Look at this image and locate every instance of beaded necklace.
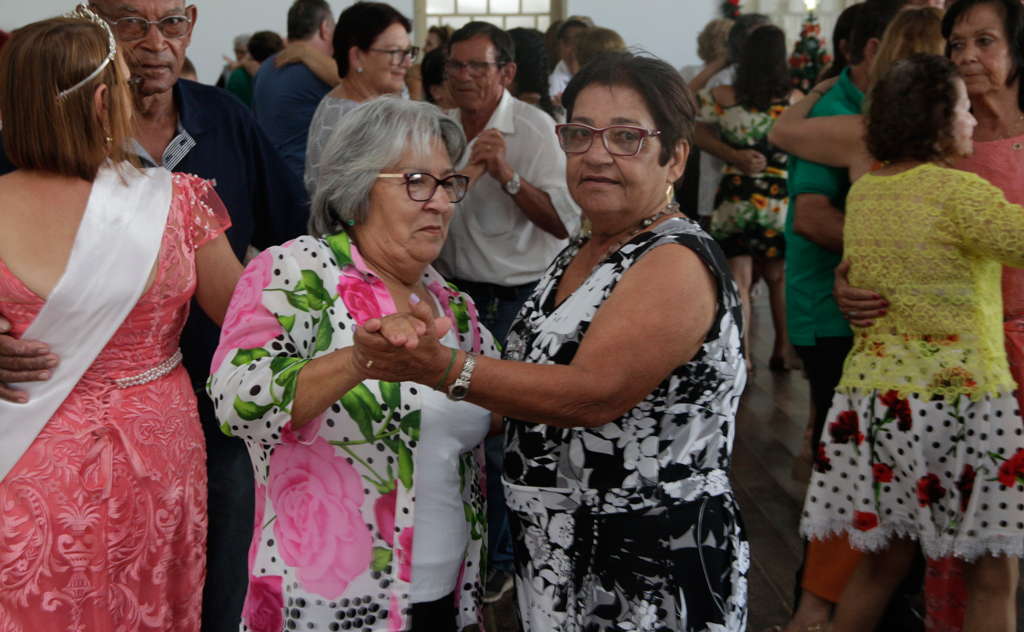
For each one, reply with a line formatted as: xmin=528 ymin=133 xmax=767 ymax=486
xmin=563 ymin=202 xmax=681 ymax=276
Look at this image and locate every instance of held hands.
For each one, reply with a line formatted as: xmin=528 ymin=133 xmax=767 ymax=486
xmin=731 ymin=149 xmax=768 ymax=176
xmin=833 ymin=260 xmax=888 ymax=328
xmin=0 ymin=316 xmax=59 ymax=404
xmin=352 ymin=295 xmax=453 ymax=386
xmin=469 ymin=129 xmax=514 ymax=184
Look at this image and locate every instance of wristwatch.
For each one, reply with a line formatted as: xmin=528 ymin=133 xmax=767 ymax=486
xmin=447 ymin=352 xmax=478 ymax=401
xmin=502 ymin=172 xmax=521 ymax=196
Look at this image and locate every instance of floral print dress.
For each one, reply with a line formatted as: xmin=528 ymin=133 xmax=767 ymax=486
xmin=800 ymin=164 xmax=1024 ymax=562
xmin=207 ymin=233 xmax=499 ymax=632
xmin=697 ymin=89 xmax=790 ymax=259
xmin=502 ymin=218 xmax=749 ymax=632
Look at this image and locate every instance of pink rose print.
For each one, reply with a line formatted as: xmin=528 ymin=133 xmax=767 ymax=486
xmin=281 ymin=415 xmax=323 ymax=445
xmin=241 ymin=575 xmax=284 ymax=632
xmin=337 ymin=274 xmax=384 ymax=326
xmin=374 ymin=487 xmax=397 ymax=547
xmin=268 ymin=437 xmax=372 ymax=598
xmin=395 ymin=527 xmax=414 ymax=583
xmin=211 ymin=251 xmax=283 ymax=373
xmin=249 ymin=483 xmax=268 ymax=571
xmin=388 ymin=592 xmax=404 ymax=632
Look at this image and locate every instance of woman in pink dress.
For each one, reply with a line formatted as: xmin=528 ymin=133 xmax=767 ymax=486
xmin=0 ymin=10 xmax=242 ymax=631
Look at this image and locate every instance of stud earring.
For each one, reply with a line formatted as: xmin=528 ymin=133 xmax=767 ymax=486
xmin=104 ymin=136 xmax=113 ymax=144
xmin=347 ymin=219 xmax=355 ymax=226
xmin=357 ymin=67 xmax=363 ymax=73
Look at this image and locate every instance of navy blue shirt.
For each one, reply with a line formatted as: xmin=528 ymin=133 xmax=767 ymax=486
xmin=251 ymin=54 xmax=332 ymax=180
xmin=0 ymin=79 xmax=311 ymax=390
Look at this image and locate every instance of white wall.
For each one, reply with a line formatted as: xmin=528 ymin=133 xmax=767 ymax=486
xmin=566 ymin=0 xmax=719 ymax=71
xmin=0 ymin=0 xmax=413 ymax=85
xmin=3 ymin=0 xmax=726 ymax=83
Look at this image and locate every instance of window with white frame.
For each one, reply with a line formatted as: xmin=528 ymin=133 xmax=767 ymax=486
xmin=424 ymin=0 xmax=553 ymax=33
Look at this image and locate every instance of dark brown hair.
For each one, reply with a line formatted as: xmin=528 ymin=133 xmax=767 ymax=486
xmin=865 ymin=53 xmax=962 ymax=163
xmin=734 ymin=25 xmax=791 ymax=111
xmin=562 ymin=50 xmax=696 ymax=166
xmin=0 ymin=17 xmax=136 ymax=181
xmin=333 ymin=2 xmax=412 ymax=77
xmin=943 ymin=0 xmax=1024 ymax=111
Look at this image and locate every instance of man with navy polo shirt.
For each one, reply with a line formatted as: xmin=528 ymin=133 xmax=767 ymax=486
xmin=251 ymin=0 xmax=335 ymax=180
xmin=0 ymin=2 xmax=309 ymax=632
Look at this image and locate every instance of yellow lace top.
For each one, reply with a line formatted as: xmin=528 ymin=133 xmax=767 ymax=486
xmin=840 ymin=162 xmax=1024 ymax=400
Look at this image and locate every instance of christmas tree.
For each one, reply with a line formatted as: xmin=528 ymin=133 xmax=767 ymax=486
xmin=721 ymin=0 xmax=740 ymax=19
xmin=789 ymin=11 xmax=832 ymax=93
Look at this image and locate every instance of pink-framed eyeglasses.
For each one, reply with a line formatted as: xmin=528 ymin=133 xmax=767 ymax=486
xmin=555 ymin=123 xmax=661 ymax=156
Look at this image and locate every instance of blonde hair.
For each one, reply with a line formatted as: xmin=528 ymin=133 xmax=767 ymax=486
xmin=575 ymin=27 xmax=626 ymax=69
xmin=0 ymin=17 xmax=137 ymax=181
xmin=697 ymin=18 xmax=734 ymax=64
xmin=868 ymin=7 xmax=945 ymax=88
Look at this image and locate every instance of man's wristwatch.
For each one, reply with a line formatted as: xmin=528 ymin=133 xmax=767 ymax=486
xmin=447 ymin=352 xmax=478 ymax=401
xmin=502 ymin=172 xmax=521 ymax=196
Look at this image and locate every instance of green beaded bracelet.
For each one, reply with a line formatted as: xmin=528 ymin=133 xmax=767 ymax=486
xmin=435 ymin=348 xmax=457 ymax=390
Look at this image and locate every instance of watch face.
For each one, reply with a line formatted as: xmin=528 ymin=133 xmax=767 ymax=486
xmin=505 ymin=179 xmax=520 ymax=195
xmin=449 ymin=383 xmax=469 ymax=399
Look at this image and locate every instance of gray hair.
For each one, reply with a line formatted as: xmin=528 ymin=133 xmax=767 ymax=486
xmin=310 ymin=97 xmax=467 ymax=237
xmin=234 ymin=34 xmax=251 ymax=50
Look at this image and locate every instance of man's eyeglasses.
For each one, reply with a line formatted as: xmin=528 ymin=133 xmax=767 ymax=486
xmin=555 ymin=123 xmax=662 ymax=157
xmin=101 ymin=13 xmax=193 ymax=41
xmin=378 ymin=172 xmax=470 ymax=203
xmin=443 ymin=60 xmax=505 ymax=78
xmin=368 ymin=47 xmax=420 ymax=65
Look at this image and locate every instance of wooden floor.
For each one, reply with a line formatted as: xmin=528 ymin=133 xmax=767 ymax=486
xmin=483 ymin=291 xmax=1024 ymax=631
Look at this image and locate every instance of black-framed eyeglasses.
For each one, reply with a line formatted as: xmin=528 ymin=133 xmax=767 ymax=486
xmin=555 ymin=123 xmax=662 ymax=157
xmin=368 ymin=46 xmax=420 ymax=65
xmin=100 ymin=12 xmax=193 ymax=41
xmin=443 ymin=60 xmax=505 ymax=78
xmin=378 ymin=172 xmax=470 ymax=203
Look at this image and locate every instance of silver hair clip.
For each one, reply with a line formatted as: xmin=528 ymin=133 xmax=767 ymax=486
xmin=56 ymin=4 xmax=119 ymax=101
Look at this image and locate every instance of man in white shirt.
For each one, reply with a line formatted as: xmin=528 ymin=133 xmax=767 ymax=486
xmin=436 ymin=20 xmax=580 ymax=602
xmin=438 ymin=22 xmax=580 ymax=340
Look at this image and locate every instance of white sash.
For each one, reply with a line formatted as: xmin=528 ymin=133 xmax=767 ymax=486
xmin=0 ymin=164 xmax=173 ymax=482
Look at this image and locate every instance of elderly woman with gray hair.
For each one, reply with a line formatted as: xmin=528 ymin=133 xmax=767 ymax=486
xmin=208 ymin=97 xmax=500 ymax=632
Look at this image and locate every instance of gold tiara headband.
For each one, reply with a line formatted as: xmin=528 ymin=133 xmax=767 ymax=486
xmin=57 ymin=4 xmax=119 ymax=100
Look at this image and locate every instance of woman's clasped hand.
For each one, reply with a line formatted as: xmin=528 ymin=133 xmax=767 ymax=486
xmin=353 ymin=294 xmax=455 ymax=384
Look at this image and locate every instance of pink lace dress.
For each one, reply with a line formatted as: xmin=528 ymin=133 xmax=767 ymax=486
xmin=0 ymin=174 xmax=229 ymax=632
xmin=922 ymin=136 xmax=1024 ymax=632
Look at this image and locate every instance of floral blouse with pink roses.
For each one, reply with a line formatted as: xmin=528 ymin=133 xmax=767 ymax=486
xmin=207 ymin=232 xmax=498 ymax=632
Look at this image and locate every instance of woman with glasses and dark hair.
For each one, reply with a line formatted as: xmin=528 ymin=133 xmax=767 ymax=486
xmin=348 ymin=51 xmax=749 ymax=631
xmin=209 ymin=97 xmax=500 ymax=632
xmin=304 ymin=1 xmax=417 ymax=195
xmin=695 ymin=24 xmax=802 ymax=373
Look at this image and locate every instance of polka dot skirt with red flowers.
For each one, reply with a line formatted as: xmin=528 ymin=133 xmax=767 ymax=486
xmin=800 ymin=388 xmax=1024 ymax=561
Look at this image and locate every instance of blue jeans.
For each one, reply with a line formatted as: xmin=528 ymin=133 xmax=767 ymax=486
xmin=455 ymin=279 xmax=537 ymax=573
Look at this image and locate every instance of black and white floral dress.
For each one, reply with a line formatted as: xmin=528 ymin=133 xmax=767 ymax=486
xmin=502 ymin=218 xmax=749 ymax=632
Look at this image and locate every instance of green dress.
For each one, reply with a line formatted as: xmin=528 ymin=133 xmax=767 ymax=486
xmin=226 ymin=67 xmax=254 ymax=109
xmin=698 ymin=88 xmax=791 ymax=259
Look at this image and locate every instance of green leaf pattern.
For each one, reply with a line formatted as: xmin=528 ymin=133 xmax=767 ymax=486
xmin=208 ymin=235 xmax=496 ymax=625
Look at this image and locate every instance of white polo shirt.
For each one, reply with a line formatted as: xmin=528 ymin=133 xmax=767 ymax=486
xmin=436 ymin=89 xmax=581 ymax=287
